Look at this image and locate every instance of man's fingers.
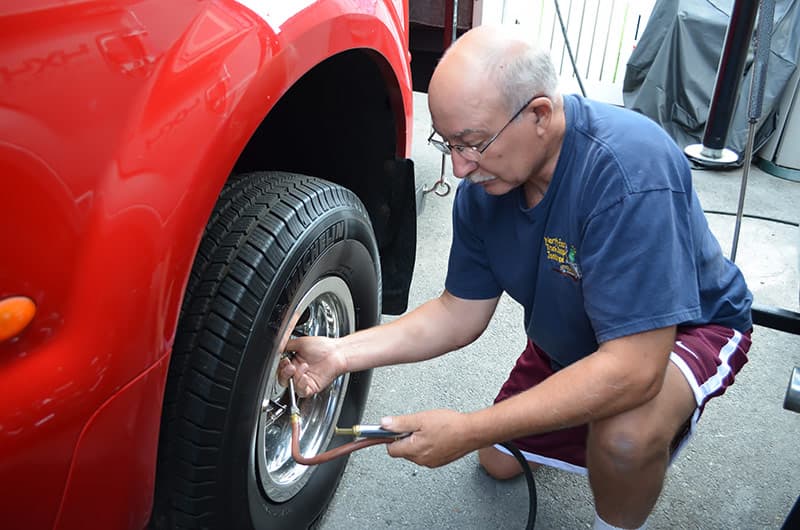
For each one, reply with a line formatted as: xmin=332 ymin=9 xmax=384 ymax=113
xmin=380 ymin=410 xmax=464 ymax=467
xmin=277 ymin=358 xmax=296 ymax=386
xmin=290 ymin=363 xmax=312 ymax=397
xmin=381 ymin=415 xmax=423 ymax=459
xmin=383 ymin=419 xmax=418 ymax=458
xmin=277 ymin=358 xmax=309 ymax=392
xmin=284 ymin=336 xmax=305 ymax=353
xmin=380 ymin=414 xmax=419 ymax=434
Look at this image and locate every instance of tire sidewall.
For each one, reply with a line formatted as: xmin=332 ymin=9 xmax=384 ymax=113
xmin=222 ymin=205 xmax=380 ymax=529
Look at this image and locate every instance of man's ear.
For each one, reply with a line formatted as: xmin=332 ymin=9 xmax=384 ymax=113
xmin=532 ymin=97 xmax=553 ymax=127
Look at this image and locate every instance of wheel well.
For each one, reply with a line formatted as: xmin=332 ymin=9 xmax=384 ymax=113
xmin=232 ymin=49 xmax=415 ymax=314
xmin=234 ymin=49 xmax=398 ymax=187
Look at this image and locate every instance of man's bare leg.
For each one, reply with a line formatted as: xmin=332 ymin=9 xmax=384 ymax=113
xmin=478 ymin=446 xmax=540 ymax=480
xmin=586 ymin=362 xmax=695 ymax=528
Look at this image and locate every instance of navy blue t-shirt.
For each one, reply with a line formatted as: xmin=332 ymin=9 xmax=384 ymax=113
xmin=445 ymin=94 xmax=752 ymax=369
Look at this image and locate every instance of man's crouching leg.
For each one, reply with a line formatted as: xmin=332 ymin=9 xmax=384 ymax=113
xmin=586 ymin=362 xmax=696 ymax=529
xmin=478 ymin=446 xmax=540 ymax=480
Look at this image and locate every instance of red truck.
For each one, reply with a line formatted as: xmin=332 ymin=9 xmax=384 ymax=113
xmin=0 ymin=1 xmax=419 ymax=528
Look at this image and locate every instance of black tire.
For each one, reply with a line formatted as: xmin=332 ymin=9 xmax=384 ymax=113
xmin=153 ymin=172 xmax=381 ymax=529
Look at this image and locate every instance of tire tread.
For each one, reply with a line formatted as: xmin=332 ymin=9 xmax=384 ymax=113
xmin=155 ymin=172 xmax=370 ymax=526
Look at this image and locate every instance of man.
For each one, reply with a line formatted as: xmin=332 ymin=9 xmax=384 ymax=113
xmin=280 ymin=25 xmax=752 ymax=530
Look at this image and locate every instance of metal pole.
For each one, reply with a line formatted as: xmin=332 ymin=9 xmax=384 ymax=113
xmin=443 ymin=0 xmax=459 ymax=49
xmin=730 ymin=0 xmax=775 ymax=262
xmin=685 ymin=0 xmax=760 ymax=166
xmin=452 ymin=0 xmax=459 ymax=39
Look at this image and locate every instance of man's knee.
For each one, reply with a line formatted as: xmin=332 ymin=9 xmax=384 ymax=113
xmin=588 ymin=363 xmax=696 ymax=474
xmin=478 ymin=446 xmax=540 ymax=480
xmin=587 ymin=420 xmax=671 ymax=473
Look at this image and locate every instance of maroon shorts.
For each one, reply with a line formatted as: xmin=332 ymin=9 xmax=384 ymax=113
xmin=493 ymin=324 xmax=752 ymax=475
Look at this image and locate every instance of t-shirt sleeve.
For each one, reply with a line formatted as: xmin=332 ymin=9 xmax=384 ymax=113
xmin=444 ymin=185 xmax=503 ymax=300
xmin=580 ymin=188 xmax=702 ymax=344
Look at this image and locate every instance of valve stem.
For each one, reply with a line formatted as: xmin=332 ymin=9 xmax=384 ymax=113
xmin=288 ymin=377 xmax=299 ymax=415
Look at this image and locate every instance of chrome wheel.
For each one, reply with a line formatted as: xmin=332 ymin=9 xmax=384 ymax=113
xmin=255 ymin=276 xmax=354 ymax=502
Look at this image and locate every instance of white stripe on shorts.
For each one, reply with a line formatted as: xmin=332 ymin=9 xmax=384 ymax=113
xmin=495 ymin=444 xmax=589 ymax=476
xmin=673 ymin=328 xmax=743 ymax=408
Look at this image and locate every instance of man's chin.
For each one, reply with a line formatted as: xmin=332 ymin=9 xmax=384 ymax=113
xmin=473 ymin=177 xmax=516 ymax=196
xmin=468 ymin=174 xmax=496 ymax=184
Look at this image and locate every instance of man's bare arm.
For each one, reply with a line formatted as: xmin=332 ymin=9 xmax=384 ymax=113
xmin=340 ymin=290 xmax=500 ymax=373
xmin=466 ymin=325 xmax=677 ymax=445
xmin=281 ymin=291 xmax=499 ymax=396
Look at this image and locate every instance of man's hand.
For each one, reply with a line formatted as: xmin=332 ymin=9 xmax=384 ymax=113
xmin=381 ymin=409 xmax=475 ymax=468
xmin=279 ymin=336 xmax=348 ymax=397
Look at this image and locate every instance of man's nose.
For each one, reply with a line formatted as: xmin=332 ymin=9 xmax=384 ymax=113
xmin=451 ymin=151 xmax=478 ymax=179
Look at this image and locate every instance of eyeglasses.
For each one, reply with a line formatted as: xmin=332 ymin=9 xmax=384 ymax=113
xmin=427 ymin=94 xmax=540 ymax=162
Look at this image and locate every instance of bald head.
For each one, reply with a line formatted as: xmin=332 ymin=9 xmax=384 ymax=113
xmin=429 ymin=25 xmax=560 ymax=115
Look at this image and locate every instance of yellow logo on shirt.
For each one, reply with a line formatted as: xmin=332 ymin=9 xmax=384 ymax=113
xmin=544 ymin=236 xmax=582 ymax=281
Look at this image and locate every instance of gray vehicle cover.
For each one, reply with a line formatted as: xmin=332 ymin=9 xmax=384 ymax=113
xmin=622 ymin=0 xmax=799 ymax=161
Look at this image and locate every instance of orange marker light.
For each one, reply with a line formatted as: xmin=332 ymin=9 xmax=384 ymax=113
xmin=0 ymin=296 xmax=36 ymax=342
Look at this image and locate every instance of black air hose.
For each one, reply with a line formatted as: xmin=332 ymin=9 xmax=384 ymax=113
xmin=499 ymin=441 xmax=538 ymax=529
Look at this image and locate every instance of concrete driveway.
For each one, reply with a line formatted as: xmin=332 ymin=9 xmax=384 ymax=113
xmin=317 ymin=92 xmax=800 ymax=529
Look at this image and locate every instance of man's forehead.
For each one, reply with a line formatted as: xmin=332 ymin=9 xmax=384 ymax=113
xmin=428 ymin=53 xmax=503 ymax=135
xmin=431 ymin=124 xmax=489 ymax=140
xmin=429 ymin=98 xmax=498 ymax=139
